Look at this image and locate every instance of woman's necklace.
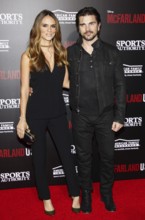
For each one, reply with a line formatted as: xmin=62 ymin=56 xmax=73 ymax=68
xmin=40 ymin=44 xmax=54 ymax=72
xmin=40 ymin=45 xmax=51 ymax=47
xmin=47 ymin=48 xmax=54 ymax=59
xmin=41 ymin=45 xmax=54 ymax=59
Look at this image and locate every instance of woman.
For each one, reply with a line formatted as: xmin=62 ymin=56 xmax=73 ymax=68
xmin=17 ymin=10 xmax=80 ymax=216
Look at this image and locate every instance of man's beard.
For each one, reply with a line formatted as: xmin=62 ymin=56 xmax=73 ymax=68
xmin=81 ymin=31 xmax=98 ymax=41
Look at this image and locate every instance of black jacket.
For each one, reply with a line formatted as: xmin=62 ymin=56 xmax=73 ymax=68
xmin=67 ymin=39 xmax=126 ymax=124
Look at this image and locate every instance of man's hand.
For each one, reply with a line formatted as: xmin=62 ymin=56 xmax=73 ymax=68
xmin=112 ymin=122 xmax=123 ymax=132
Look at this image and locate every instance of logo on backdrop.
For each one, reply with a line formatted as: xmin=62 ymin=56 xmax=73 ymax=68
xmin=123 ymin=64 xmax=143 ymax=77
xmin=68 ymin=120 xmax=72 ymax=129
xmin=0 ymin=148 xmax=32 ymax=158
xmin=25 ymin=148 xmax=32 ymax=157
xmin=0 ymin=70 xmax=20 ymax=80
xmin=0 ymin=171 xmax=30 ymax=182
xmin=0 ymin=13 xmax=23 ymax=24
xmin=126 ymin=94 xmax=145 ymax=103
xmin=71 ymin=145 xmax=76 ymax=154
xmin=114 ymin=163 xmax=145 ymax=173
xmin=53 ymin=10 xmax=77 ymax=24
xmin=107 ymin=11 xmax=145 ymax=24
xmin=0 ymin=122 xmax=15 ymax=133
xmin=115 ymin=139 xmax=140 ymax=151
xmin=0 ymin=40 xmax=10 ymax=52
xmin=52 ymin=165 xmax=78 ymax=178
xmin=0 ymin=98 xmax=20 ymax=109
xmin=116 ymin=40 xmax=145 ymax=51
xmin=124 ymin=117 xmax=142 ymax=127
xmin=52 ymin=165 xmax=65 ymax=178
xmin=63 ymin=93 xmax=69 ymax=106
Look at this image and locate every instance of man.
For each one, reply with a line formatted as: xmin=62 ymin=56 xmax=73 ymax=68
xmin=67 ymin=7 xmax=126 ymax=213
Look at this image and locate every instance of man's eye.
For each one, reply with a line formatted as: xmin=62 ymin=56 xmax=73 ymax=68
xmin=90 ymin=22 xmax=96 ymax=25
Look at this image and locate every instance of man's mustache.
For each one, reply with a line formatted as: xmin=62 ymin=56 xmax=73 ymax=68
xmin=84 ymin=31 xmax=93 ymax=34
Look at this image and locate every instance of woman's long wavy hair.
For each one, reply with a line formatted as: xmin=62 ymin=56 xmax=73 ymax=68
xmin=27 ymin=10 xmax=68 ymax=71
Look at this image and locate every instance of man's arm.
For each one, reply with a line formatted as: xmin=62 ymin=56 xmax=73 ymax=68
xmin=113 ymin=49 xmax=126 ymax=126
xmin=112 ymin=121 xmax=123 ymax=132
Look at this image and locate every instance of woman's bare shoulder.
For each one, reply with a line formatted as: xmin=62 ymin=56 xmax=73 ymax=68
xmin=21 ymin=51 xmax=30 ymax=64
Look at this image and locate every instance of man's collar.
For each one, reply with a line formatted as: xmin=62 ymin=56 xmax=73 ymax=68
xmin=92 ymin=39 xmax=102 ymax=49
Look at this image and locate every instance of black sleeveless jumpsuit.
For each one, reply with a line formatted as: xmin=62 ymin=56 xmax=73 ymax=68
xmin=26 ymin=64 xmax=80 ymax=199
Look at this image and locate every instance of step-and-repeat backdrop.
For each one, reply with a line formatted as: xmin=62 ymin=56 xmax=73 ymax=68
xmin=0 ymin=0 xmax=145 ymax=189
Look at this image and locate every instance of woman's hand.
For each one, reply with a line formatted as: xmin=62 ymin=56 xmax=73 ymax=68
xmin=29 ymin=87 xmax=33 ymax=96
xmin=17 ymin=118 xmax=28 ymax=139
xmin=17 ymin=52 xmax=30 ymax=139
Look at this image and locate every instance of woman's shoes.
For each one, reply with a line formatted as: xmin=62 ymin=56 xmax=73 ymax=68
xmin=43 ymin=197 xmax=80 ymax=215
xmin=43 ymin=199 xmax=55 ymax=216
xmin=72 ymin=196 xmax=81 ymax=213
xmin=44 ymin=209 xmax=55 ymax=216
xmin=72 ymin=207 xmax=81 ymax=213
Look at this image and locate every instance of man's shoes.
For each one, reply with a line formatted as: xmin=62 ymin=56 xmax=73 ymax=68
xmin=101 ymin=196 xmax=116 ymax=212
xmin=81 ymin=190 xmax=92 ymax=213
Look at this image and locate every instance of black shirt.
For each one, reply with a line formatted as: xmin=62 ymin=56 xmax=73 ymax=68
xmin=79 ymin=46 xmax=99 ymax=115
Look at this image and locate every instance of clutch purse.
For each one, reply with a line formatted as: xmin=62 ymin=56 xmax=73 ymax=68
xmin=22 ymin=128 xmax=36 ymax=146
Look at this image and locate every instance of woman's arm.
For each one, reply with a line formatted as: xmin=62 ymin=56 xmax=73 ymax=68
xmin=63 ymin=66 xmax=70 ymax=89
xmin=17 ymin=52 xmax=30 ymax=139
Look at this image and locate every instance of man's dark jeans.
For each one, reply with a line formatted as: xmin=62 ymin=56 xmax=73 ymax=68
xmin=72 ymin=110 xmax=115 ymax=197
